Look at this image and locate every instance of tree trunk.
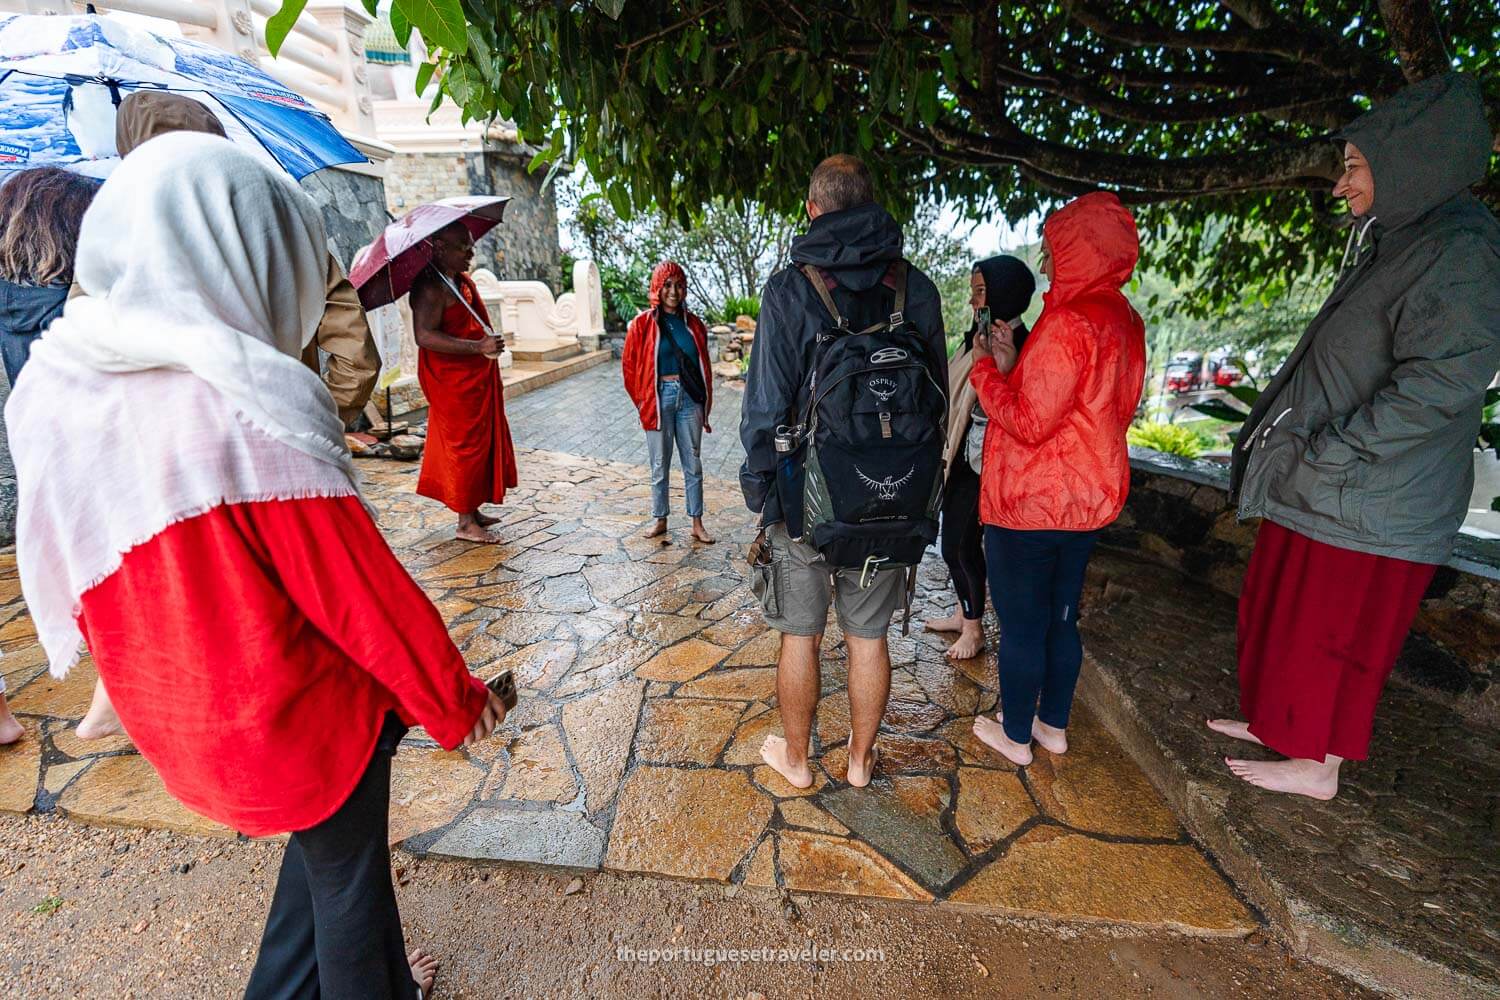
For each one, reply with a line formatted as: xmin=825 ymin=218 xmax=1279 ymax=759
xmin=1377 ymin=0 xmax=1450 ymax=83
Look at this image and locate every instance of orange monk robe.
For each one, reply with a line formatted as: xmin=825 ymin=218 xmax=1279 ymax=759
xmin=416 ymin=272 xmax=518 ymax=513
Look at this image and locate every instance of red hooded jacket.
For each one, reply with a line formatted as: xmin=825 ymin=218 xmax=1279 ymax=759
xmin=621 ymin=262 xmax=714 ymax=432
xmin=970 ymin=192 xmax=1147 ymax=531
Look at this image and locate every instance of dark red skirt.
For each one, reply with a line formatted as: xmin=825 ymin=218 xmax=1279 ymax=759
xmin=1236 ymin=520 xmax=1436 ymax=762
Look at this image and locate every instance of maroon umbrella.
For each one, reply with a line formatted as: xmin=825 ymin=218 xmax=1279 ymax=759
xmin=350 ymin=196 xmax=510 ymax=310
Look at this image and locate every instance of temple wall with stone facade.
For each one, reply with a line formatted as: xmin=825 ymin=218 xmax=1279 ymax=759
xmin=383 ymin=149 xmax=562 ymax=291
xmin=300 ymin=167 xmax=391 ymax=271
xmin=1112 ymin=448 xmax=1500 ymax=716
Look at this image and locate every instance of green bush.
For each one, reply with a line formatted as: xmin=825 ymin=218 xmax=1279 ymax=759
xmin=720 ymin=294 xmax=760 ymax=324
xmin=1127 ymin=421 xmax=1208 ymax=459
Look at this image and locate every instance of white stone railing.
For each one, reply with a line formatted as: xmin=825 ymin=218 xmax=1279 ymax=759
xmin=471 ymin=260 xmax=607 ymax=354
xmin=3 ymin=0 xmax=377 ymax=140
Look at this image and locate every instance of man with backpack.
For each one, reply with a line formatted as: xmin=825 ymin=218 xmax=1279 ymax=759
xmin=741 ymin=154 xmax=947 ymax=790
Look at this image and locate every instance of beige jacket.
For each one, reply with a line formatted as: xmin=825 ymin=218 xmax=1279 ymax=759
xmin=303 ymin=253 xmax=381 ymax=426
xmin=942 ymin=345 xmax=979 ymax=474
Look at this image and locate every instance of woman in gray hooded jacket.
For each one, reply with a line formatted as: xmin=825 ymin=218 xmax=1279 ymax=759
xmin=1209 ymin=72 xmax=1500 ymax=800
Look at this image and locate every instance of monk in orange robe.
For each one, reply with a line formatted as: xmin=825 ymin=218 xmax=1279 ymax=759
xmin=410 ymin=223 xmax=518 ymax=543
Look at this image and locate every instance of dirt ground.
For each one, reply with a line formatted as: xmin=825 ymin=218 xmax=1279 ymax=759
xmin=0 ymin=813 xmax=1375 ymax=999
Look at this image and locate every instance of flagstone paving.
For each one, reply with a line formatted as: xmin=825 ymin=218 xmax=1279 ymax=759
xmin=0 ymin=447 xmax=1255 ymax=935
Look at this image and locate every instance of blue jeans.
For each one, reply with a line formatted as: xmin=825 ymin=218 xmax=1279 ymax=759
xmin=984 ymin=525 xmax=1100 ymax=744
xmin=1 ymin=330 xmax=39 ymax=388
xmin=645 ymin=379 xmax=704 ymax=519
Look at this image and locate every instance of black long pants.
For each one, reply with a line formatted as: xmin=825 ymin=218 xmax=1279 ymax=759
xmin=940 ymin=460 xmax=987 ymax=620
xmin=985 ymin=526 xmax=1099 ymax=744
xmin=244 ymin=714 xmax=415 ymax=1000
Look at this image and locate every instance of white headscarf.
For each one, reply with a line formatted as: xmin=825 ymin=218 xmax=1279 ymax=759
xmin=5 ymin=132 xmax=361 ymax=677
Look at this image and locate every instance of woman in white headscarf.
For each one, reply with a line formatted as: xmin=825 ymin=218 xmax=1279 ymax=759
xmin=5 ymin=132 xmax=505 ymax=999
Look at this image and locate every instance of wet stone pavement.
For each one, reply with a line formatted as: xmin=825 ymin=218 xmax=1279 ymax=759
xmin=507 ymin=360 xmax=747 ymax=482
xmin=0 ymin=442 xmax=1255 ymax=935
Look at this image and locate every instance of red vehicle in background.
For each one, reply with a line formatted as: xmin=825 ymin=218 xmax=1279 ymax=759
xmin=1214 ymin=357 xmax=1246 ymax=387
xmin=1164 ymin=351 xmax=1203 ymax=394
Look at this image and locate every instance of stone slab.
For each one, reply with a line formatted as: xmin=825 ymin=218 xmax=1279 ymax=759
xmin=429 ymin=806 xmax=606 ymax=870
xmin=636 ymin=698 xmax=741 ymax=765
xmin=488 ymin=724 xmax=577 ymax=803
xmin=389 ymin=747 xmax=484 ymax=845
xmin=605 ymin=767 xmax=772 ymax=882
xmin=949 ymin=826 xmax=1253 ymax=934
xmin=953 ymin=767 xmax=1034 ymax=853
xmin=57 ymin=755 xmax=232 ymax=838
xmin=560 ymin=680 xmax=644 ymax=816
xmin=0 ymin=719 xmax=40 ymax=812
xmin=777 ymin=830 xmax=931 ymax=902
xmin=821 ymin=784 xmax=968 ymax=893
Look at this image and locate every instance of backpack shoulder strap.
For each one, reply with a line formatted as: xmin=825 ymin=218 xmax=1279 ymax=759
xmin=799 ymin=264 xmax=847 ymax=330
xmin=888 ymin=259 xmax=908 ymax=328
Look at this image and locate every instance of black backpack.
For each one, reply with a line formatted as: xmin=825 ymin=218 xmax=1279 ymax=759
xmin=789 ymin=260 xmax=947 ymax=577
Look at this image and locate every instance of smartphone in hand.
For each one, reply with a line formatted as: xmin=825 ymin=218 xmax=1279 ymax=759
xmin=486 ymin=669 xmax=518 ymax=711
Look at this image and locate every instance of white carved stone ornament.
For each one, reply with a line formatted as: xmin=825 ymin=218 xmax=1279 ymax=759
xmin=232 ymin=10 xmax=252 ymax=35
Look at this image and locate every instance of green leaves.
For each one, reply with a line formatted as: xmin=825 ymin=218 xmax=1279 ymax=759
xmin=414 ymin=60 xmax=436 ymax=97
xmin=392 ymin=0 xmax=468 ymax=55
xmin=389 ymin=3 xmax=412 ymax=48
xmin=1188 ymin=400 xmax=1250 ymax=423
xmin=264 ymin=0 xmax=308 ymax=57
xmin=409 ymin=0 xmax=1496 ymax=319
xmin=916 ymin=70 xmax=939 ymax=125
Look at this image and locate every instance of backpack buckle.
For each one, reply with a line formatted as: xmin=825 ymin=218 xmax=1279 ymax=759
xmin=888 ymin=311 xmax=904 ymax=327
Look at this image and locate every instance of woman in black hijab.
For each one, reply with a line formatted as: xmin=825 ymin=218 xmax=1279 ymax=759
xmin=927 ymin=255 xmax=1036 ymax=660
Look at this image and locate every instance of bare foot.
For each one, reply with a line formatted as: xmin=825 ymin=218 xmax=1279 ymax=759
xmin=473 ymin=509 xmax=501 ymax=527
xmin=643 ymin=518 xmax=669 ymax=539
xmin=944 ymin=619 xmax=986 ymax=660
xmin=759 ymin=734 xmax=814 ymax=789
xmin=77 ymin=681 xmax=123 ymax=741
xmin=1225 ymin=755 xmax=1341 ymax=800
xmin=1032 ymin=718 xmax=1068 ymax=755
xmin=408 ymin=948 xmax=438 ymax=997
xmin=0 ymin=698 xmax=22 ymax=746
xmin=973 ymin=714 xmax=1033 ymax=767
xmin=846 ymin=736 xmax=880 ymax=788
xmin=690 ymin=518 xmax=716 ymax=545
xmin=924 ymin=610 xmax=966 ymax=633
xmin=1207 ymin=718 xmax=1263 ymax=746
xmin=454 ymin=524 xmax=502 ymax=544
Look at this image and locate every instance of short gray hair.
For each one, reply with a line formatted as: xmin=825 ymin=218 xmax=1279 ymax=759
xmin=808 ymin=154 xmax=875 ymax=213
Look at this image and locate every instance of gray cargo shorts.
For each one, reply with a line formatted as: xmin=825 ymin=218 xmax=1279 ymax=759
xmin=749 ymin=523 xmax=904 ymax=640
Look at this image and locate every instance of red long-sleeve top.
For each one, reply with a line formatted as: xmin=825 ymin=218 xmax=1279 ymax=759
xmin=75 ymin=496 xmax=488 ymax=837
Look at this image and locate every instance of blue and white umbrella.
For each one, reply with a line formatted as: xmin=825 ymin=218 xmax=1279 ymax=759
xmin=0 ymin=12 xmax=366 ymax=181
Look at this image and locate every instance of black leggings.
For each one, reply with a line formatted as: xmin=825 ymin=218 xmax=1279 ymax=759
xmin=940 ymin=460 xmax=986 ymax=620
xmin=244 ymin=714 xmax=416 ymax=1000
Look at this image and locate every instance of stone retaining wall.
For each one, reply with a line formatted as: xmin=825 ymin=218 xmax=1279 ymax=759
xmin=1111 ymin=448 xmax=1500 ymax=715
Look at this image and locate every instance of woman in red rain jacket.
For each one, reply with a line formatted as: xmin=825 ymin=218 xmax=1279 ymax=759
xmin=621 ymin=261 xmax=716 ymax=543
xmin=968 ymin=191 xmax=1147 ymax=767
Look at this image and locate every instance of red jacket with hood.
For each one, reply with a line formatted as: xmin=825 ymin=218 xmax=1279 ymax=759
xmin=970 ymin=192 xmax=1147 ymax=531
xmin=621 ymin=263 xmax=714 ymax=432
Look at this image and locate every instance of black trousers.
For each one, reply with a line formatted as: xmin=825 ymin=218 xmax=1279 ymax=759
xmin=940 ymin=460 xmax=987 ymax=620
xmin=244 ymin=714 xmax=416 ymax=1000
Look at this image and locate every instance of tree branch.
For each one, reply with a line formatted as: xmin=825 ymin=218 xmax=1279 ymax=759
xmin=1377 ymin=0 xmax=1450 ymax=83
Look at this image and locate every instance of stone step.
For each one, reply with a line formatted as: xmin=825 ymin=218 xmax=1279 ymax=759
xmin=1075 ymin=548 xmax=1500 ymax=1000
xmin=511 ymin=343 xmax=585 ymax=364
